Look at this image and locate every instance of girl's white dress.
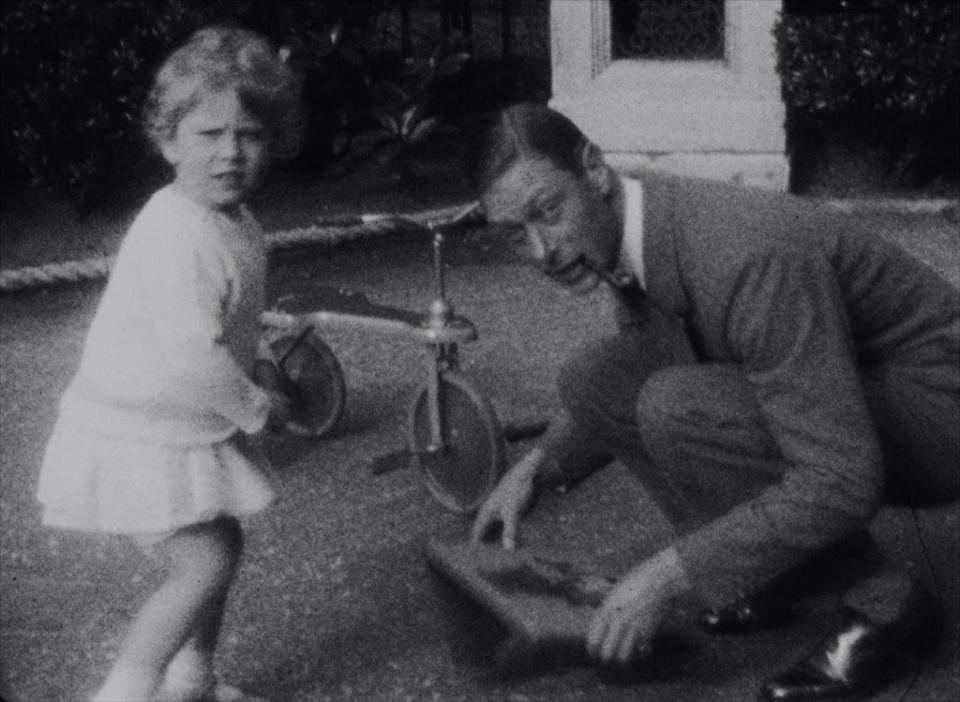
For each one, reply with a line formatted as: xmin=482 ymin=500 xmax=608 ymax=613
xmin=38 ymin=186 xmax=276 ymax=535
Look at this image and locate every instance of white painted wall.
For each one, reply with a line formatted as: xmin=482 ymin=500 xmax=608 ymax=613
xmin=549 ymin=0 xmax=788 ymax=189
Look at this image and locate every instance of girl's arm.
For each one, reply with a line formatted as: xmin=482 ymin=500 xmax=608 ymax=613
xmin=140 ymin=225 xmax=272 ymax=433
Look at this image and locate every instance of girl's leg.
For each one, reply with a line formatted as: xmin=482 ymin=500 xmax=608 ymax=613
xmin=158 ymin=584 xmax=231 ymax=699
xmin=92 ymin=517 xmax=243 ymax=702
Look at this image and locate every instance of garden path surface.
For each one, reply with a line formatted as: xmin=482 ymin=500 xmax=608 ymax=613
xmin=1 ymin=169 xmax=958 ymax=701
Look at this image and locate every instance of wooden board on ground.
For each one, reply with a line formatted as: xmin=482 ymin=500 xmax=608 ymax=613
xmin=424 ymin=538 xmax=617 ymax=648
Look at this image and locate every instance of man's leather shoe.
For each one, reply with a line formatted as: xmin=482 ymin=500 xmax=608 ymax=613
xmin=760 ymin=578 xmax=943 ymax=701
xmin=701 ymin=530 xmax=875 ymax=637
xmin=699 ymin=591 xmax=793 ymax=635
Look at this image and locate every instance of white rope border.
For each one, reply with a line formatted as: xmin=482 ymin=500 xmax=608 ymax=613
xmin=2 ymin=198 xmax=955 ymax=293
xmin=0 ymin=202 xmax=480 ymax=293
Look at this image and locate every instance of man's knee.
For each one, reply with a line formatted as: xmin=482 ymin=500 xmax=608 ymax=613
xmin=557 ymin=327 xmax=701 ymax=433
xmin=636 ymin=366 xmax=703 ymax=422
xmin=635 ymin=367 xmax=689 ymax=446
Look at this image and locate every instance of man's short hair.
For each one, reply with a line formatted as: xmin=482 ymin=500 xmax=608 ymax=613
xmin=467 ymin=103 xmax=588 ymax=194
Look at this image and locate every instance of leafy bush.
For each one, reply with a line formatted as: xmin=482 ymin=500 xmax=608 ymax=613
xmin=1 ymin=0 xmax=540 ymax=213
xmin=0 ymin=0 xmax=361 ymax=213
xmin=775 ymin=0 xmax=960 ymax=189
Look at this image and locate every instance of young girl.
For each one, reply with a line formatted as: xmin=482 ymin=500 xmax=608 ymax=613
xmin=37 ymin=25 xmax=302 ymax=702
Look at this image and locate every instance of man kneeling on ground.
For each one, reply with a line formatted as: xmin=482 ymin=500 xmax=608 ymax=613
xmin=470 ymin=103 xmax=959 ymax=701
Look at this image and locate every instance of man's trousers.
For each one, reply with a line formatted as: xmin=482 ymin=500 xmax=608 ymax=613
xmin=556 ymin=303 xmax=959 ymax=614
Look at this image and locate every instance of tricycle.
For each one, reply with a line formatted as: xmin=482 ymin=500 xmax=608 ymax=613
xmin=257 ymin=205 xmax=546 ymax=513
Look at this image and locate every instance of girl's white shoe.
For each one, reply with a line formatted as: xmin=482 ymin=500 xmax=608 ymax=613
xmin=154 ymin=682 xmax=268 ymax=702
xmin=202 ymin=684 xmax=268 ymax=702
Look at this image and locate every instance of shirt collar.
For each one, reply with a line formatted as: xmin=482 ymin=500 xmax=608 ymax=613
xmin=618 ymin=176 xmax=646 ymax=288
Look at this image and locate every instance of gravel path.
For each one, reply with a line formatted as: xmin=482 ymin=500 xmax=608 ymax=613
xmin=2 ymin=213 xmax=957 ymax=701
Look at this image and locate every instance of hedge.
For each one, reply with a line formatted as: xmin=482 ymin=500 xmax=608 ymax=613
xmin=1 ymin=0 xmax=402 ymax=213
xmin=775 ymin=0 xmax=959 ymax=188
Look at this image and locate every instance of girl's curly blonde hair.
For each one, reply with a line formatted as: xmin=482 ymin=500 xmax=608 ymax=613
xmin=144 ymin=25 xmax=304 ymax=159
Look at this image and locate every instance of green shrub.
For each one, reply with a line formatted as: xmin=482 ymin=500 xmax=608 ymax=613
xmin=1 ymin=0 xmax=353 ymax=213
xmin=1 ymin=0 xmax=540 ymax=213
xmin=775 ymin=0 xmax=959 ymax=189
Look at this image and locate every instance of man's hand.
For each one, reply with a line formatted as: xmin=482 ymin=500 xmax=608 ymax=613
xmin=470 ymin=448 xmax=544 ymax=549
xmin=586 ymin=547 xmax=691 ymax=664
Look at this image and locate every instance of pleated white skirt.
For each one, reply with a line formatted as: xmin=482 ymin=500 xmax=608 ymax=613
xmin=38 ymin=419 xmax=275 ymax=535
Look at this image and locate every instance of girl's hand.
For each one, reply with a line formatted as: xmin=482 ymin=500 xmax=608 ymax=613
xmin=253 ymin=359 xmax=285 ymax=393
xmin=265 ymin=389 xmax=292 ymax=433
xmin=253 ymin=359 xmax=291 ymax=433
xmin=586 ymin=548 xmax=690 ymax=664
xmin=470 ymin=448 xmax=544 ymax=549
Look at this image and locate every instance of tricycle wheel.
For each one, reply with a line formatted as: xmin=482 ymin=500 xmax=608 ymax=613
xmin=267 ymin=330 xmax=346 ymax=437
xmin=408 ymin=370 xmax=505 ymax=513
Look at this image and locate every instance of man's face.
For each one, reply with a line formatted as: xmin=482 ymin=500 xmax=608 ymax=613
xmin=480 ymin=156 xmax=622 ymax=295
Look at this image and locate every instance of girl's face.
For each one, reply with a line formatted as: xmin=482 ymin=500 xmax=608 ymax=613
xmin=161 ymin=89 xmax=271 ymax=214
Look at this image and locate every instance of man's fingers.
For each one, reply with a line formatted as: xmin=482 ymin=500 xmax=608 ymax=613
xmin=599 ymin=612 xmax=623 ymax=662
xmin=469 ymin=516 xmax=483 ymax=542
xmin=615 ymin=619 xmax=644 ymax=664
xmin=586 ymin=608 xmax=609 ymax=659
xmin=470 ymin=507 xmax=495 ymax=543
xmin=589 ymin=606 xmax=645 ymax=664
xmin=500 ymin=515 xmax=518 ymax=550
xmin=471 ymin=504 xmax=518 ymax=548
